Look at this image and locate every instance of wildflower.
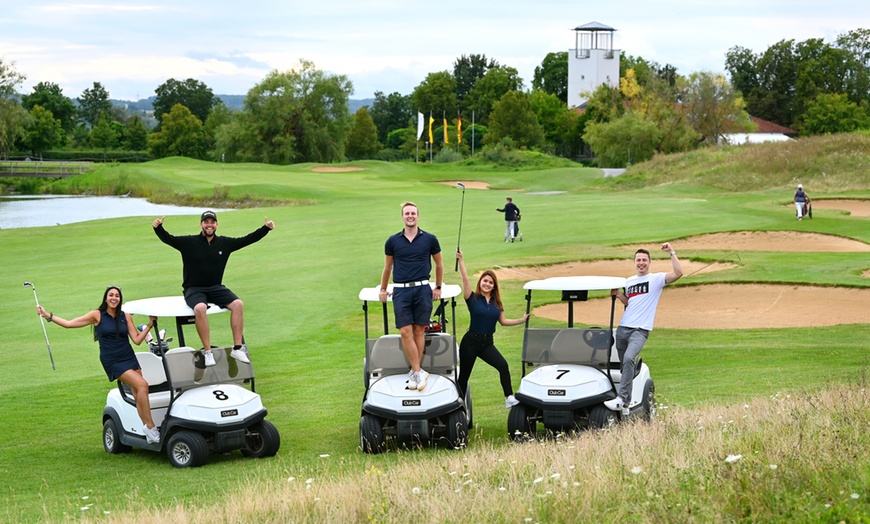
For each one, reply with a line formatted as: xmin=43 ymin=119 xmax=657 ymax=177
xmin=287 ymin=476 xmax=296 ymax=482
xmin=852 ymin=493 xmax=860 ymax=499
xmin=631 ymin=466 xmax=643 ymax=474
xmin=550 ymin=473 xmax=561 ymax=479
xmin=533 ymin=477 xmax=544 ymax=484
xmin=412 ymin=487 xmax=421 ymax=495
xmin=306 ymin=478 xmax=314 ymax=484
xmin=499 ymin=487 xmax=506 ymax=492
xmin=319 ymin=454 xmax=329 ymax=458
xmin=725 ymin=454 xmax=743 ymax=463
xmin=82 ymin=496 xmax=89 ymax=500
xmin=80 ymin=507 xmax=90 ymax=511
xmin=769 ymin=464 xmax=778 ymax=470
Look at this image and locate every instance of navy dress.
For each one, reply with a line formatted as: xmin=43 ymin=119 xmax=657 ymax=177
xmin=96 ymin=310 xmax=139 ymax=381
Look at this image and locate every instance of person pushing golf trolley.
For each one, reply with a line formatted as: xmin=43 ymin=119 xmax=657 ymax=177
xmin=496 ymin=197 xmax=521 ymax=242
xmin=612 ymin=242 xmax=683 ymax=417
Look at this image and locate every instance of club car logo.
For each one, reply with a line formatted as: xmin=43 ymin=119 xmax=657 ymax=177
xmin=220 ymin=409 xmax=238 ymax=417
xmin=547 ymin=389 xmax=566 ymax=396
xmin=402 ymin=399 xmax=422 ymax=407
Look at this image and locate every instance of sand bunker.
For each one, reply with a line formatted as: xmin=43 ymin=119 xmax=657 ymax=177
xmin=492 ymin=259 xmax=737 ymax=281
xmin=534 ymin=284 xmax=870 ymax=329
xmin=310 ymin=166 xmax=365 ymax=172
xmin=673 ymin=231 xmax=870 ymax=252
xmin=438 ymin=180 xmax=491 ymax=190
xmin=809 ymin=199 xmax=870 ymax=217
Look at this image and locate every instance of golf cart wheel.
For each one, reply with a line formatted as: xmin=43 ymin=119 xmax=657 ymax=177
xmin=103 ymin=418 xmax=132 ymax=454
xmin=241 ymin=420 xmax=281 ymax=458
xmin=445 ymin=410 xmax=468 ymax=449
xmin=360 ymin=415 xmax=385 ymax=454
xmin=166 ymin=430 xmax=209 ymax=468
xmin=588 ymin=405 xmax=618 ymax=429
xmin=642 ymin=379 xmax=656 ymax=421
xmin=507 ymin=403 xmax=537 ymax=442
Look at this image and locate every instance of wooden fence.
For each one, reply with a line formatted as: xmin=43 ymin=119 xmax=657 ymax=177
xmin=0 ymin=161 xmax=94 ymax=178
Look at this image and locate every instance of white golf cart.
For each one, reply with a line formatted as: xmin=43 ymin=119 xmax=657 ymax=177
xmin=102 ymin=297 xmax=280 ymax=467
xmin=358 ymin=283 xmax=470 ymax=453
xmin=508 ymin=276 xmax=656 ymax=440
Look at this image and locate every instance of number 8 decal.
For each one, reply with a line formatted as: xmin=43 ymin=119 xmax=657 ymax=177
xmin=213 ymin=390 xmax=229 ymax=401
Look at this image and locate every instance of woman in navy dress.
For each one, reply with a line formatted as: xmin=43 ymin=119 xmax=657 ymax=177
xmin=37 ymin=286 xmax=161 ymax=443
xmin=455 ymin=250 xmax=529 ymax=408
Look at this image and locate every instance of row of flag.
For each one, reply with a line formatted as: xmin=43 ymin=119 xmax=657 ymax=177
xmin=416 ymin=112 xmax=466 ymax=144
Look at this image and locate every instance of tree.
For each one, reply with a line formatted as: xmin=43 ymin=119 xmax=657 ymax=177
xmin=345 ymin=107 xmax=381 ymax=159
xmin=412 ymin=72 xmax=457 ymax=117
xmin=583 ymin=112 xmax=661 ymax=167
xmin=78 ymin=82 xmax=113 ymax=127
xmin=153 ymin=78 xmax=218 ymax=124
xmin=453 ymin=54 xmax=498 ymax=110
xmin=465 ymin=65 xmax=524 ymax=125
xmin=529 ymin=89 xmax=581 ymax=157
xmin=368 ymin=91 xmax=413 ymax=143
xmin=533 ymin=52 xmax=568 ymax=103
xmin=203 ymin=101 xmax=231 ymax=156
xmin=220 ymin=60 xmax=353 ymax=164
xmin=0 ymin=99 xmax=30 ymax=159
xmin=24 ymin=105 xmax=64 ymax=158
xmin=89 ymin=112 xmax=120 ymax=158
xmin=21 ymin=82 xmax=77 ymax=132
xmin=801 ymin=93 xmax=870 ymax=135
xmin=147 ymin=103 xmax=208 ymax=159
xmin=0 ymin=56 xmax=26 ymax=98
xmin=484 ymin=91 xmax=544 ymax=149
xmin=678 ymin=71 xmax=753 ymax=144
xmin=123 ymin=115 xmax=149 ymax=150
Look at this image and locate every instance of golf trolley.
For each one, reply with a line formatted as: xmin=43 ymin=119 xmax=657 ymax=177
xmin=358 ymin=283 xmax=470 ymax=453
xmin=508 ymin=276 xmax=656 ymax=440
xmin=103 ymin=297 xmax=280 ymax=468
xmin=797 ymin=198 xmax=813 ymax=219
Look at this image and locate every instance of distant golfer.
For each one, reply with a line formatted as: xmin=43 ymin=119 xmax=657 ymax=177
xmin=379 ymin=201 xmax=443 ymax=392
xmin=153 ymin=211 xmax=275 ymax=367
xmin=612 ymin=242 xmax=683 ymax=416
xmin=496 ymin=197 xmax=520 ymax=242
xmin=794 ymin=183 xmax=809 ymax=221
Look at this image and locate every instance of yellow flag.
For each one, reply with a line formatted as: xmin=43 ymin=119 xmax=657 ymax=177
xmin=457 ymin=115 xmax=462 ymax=144
xmin=428 ymin=115 xmax=434 ymax=143
xmin=443 ymin=117 xmax=449 ymax=144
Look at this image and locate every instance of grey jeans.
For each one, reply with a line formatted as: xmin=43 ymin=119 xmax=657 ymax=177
xmin=615 ymin=326 xmax=649 ymax=404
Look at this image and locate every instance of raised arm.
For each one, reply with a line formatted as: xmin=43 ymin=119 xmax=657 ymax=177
xmin=661 ymin=242 xmax=683 ymax=285
xmin=455 ymin=250 xmax=472 ymax=300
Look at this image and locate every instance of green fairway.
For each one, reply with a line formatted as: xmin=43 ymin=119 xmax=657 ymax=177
xmin=1 ymin=152 xmax=868 ymax=521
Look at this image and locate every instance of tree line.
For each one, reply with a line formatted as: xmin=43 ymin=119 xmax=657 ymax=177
xmin=1 ymin=28 xmax=867 ymax=167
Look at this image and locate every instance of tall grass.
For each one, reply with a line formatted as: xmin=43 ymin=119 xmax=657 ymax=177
xmin=83 ymin=380 xmax=869 ymax=523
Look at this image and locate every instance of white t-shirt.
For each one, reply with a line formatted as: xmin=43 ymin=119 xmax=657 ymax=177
xmin=619 ymin=272 xmax=667 ymax=331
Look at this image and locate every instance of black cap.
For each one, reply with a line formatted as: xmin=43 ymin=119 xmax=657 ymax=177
xmin=201 ymin=210 xmax=217 ymax=221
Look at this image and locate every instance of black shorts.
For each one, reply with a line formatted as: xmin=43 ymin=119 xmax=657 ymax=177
xmin=184 ymin=285 xmax=239 ymax=309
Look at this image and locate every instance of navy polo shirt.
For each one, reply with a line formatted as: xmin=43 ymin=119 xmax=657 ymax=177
xmin=385 ymin=229 xmax=441 ymax=283
xmin=466 ymin=293 xmax=501 ymax=334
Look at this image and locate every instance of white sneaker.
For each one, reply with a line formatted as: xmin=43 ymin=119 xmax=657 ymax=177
xmin=203 ymin=350 xmax=216 ymax=367
xmin=230 ymin=345 xmax=250 ymax=363
xmin=416 ymin=370 xmax=429 ymax=391
xmin=406 ymin=370 xmax=418 ymax=390
xmin=621 ymin=406 xmax=631 ymax=417
xmin=143 ymin=424 xmax=160 ymax=444
xmin=505 ymin=395 xmax=520 ymax=408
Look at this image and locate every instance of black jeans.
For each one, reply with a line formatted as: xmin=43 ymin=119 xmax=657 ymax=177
xmin=457 ymin=330 xmax=513 ymax=397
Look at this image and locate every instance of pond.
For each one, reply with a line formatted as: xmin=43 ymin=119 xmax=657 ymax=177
xmin=0 ymin=195 xmax=229 ymax=230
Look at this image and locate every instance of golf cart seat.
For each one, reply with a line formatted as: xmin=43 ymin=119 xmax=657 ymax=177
xmin=118 ymin=352 xmax=171 ymax=409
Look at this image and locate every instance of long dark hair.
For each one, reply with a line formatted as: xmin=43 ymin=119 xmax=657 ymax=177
xmin=475 ymin=270 xmax=504 ymax=311
xmin=94 ymin=286 xmax=123 ymax=341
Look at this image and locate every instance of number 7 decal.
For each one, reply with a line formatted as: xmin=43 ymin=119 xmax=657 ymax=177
xmin=556 ymin=369 xmax=569 ymax=379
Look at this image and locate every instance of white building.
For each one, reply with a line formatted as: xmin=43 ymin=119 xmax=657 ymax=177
xmin=567 ymin=21 xmax=621 ymax=109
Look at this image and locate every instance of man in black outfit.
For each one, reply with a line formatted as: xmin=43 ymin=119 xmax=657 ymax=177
xmin=152 ymin=211 xmax=275 ymax=367
xmin=496 ymin=197 xmax=520 ymax=242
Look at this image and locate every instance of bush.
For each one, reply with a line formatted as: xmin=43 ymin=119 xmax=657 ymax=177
xmin=376 ymin=148 xmax=411 ymax=162
xmin=433 ymin=147 xmax=463 ymax=163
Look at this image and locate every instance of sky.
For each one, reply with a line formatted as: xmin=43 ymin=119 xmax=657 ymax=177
xmin=0 ymin=1 xmax=864 ymax=102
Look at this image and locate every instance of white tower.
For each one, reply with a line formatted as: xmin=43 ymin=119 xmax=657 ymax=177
xmin=567 ymin=22 xmax=621 ymax=109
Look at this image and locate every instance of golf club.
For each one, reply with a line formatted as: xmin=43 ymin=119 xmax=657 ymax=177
xmin=24 ymin=281 xmax=56 ymax=370
xmin=454 ymin=182 xmax=466 ymax=272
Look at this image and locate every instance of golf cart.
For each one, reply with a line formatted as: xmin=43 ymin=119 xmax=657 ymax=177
xmin=508 ymin=276 xmax=656 ymax=440
xmin=102 ymin=297 xmax=280 ymax=468
xmin=358 ymin=283 xmax=470 ymax=453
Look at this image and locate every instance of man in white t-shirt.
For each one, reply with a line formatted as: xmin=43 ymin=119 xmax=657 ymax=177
xmin=612 ymin=242 xmax=683 ymax=417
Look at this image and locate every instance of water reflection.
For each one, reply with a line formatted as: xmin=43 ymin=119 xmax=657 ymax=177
xmin=0 ymin=195 xmax=229 ymax=230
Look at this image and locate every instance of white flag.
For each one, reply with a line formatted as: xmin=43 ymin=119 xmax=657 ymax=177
xmin=417 ymin=112 xmax=424 ymax=140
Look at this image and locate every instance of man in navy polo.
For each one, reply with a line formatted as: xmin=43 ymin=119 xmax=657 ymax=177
xmin=379 ymin=201 xmax=443 ymax=391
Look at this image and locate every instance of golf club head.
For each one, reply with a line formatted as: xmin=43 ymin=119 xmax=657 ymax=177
xmin=23 ymin=281 xmax=34 ymax=288
xmin=456 ymin=182 xmax=465 ymax=190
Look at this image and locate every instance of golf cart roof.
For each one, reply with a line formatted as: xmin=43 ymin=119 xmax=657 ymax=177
xmin=524 ymin=276 xmax=626 ymax=292
xmin=123 ymin=296 xmax=228 ymax=317
xmin=359 ymin=283 xmax=462 ymax=302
